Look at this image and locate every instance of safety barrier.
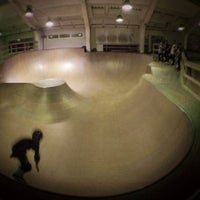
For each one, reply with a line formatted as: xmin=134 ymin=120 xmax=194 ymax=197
xmin=182 ymin=52 xmax=200 ymax=99
xmin=0 ymin=40 xmax=38 ymax=62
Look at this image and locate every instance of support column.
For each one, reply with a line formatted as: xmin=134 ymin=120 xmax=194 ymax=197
xmin=184 ymin=33 xmax=188 ymax=50
xmin=183 ymin=23 xmax=196 ymax=50
xmin=90 ymin=26 xmax=96 ymax=51
xmin=85 ymin=26 xmax=91 ymax=52
xmin=139 ymin=0 xmax=157 ymax=53
xmin=81 ymin=0 xmax=91 ymax=52
xmin=183 ymin=16 xmax=200 ymax=50
xmin=33 ymin=31 xmax=43 ymax=50
xmin=148 ymin=34 xmax=152 ymax=53
xmin=139 ymin=24 xmax=145 ymax=53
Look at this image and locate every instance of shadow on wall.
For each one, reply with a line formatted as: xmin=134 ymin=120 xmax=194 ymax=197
xmin=10 ymin=129 xmax=43 ymax=184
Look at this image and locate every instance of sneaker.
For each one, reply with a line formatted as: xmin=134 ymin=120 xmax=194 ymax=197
xmin=12 ymin=173 xmax=26 ymax=184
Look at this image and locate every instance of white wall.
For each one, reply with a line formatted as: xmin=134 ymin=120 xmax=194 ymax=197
xmin=43 ymin=28 xmax=86 ymax=50
xmin=94 ymin=27 xmax=140 ymax=51
xmin=42 ymin=26 xmax=140 ymax=52
xmin=34 ymin=27 xmax=186 ymax=52
xmin=96 ymin=27 xmax=139 ymax=44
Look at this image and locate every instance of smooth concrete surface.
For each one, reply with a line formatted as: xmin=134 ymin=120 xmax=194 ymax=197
xmin=0 ymin=49 xmax=193 ymax=197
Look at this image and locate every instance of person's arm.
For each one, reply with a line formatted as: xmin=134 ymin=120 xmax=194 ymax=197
xmin=34 ymin=143 xmax=40 ymax=172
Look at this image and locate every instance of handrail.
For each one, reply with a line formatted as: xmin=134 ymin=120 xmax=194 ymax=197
xmin=182 ymin=51 xmax=200 ymax=99
xmin=182 ymin=52 xmax=200 ymax=72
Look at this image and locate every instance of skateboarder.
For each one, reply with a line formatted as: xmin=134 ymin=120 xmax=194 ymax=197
xmin=10 ymin=129 xmax=43 ymax=183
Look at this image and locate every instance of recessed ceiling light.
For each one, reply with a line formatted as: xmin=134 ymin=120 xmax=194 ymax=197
xmin=177 ymin=24 xmax=185 ymax=31
xmin=116 ymin=15 xmax=124 ymax=23
xmin=122 ymin=0 xmax=133 ymax=12
xmin=25 ymin=5 xmax=33 ymax=18
xmin=45 ymin=20 xmax=54 ymax=28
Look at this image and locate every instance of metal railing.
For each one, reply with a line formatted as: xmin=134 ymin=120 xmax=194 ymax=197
xmin=0 ymin=40 xmax=38 ymax=62
xmin=182 ymin=52 xmax=200 ymax=99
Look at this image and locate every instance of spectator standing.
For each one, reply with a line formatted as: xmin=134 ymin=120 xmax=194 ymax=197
xmin=158 ymin=42 xmax=163 ymax=61
xmin=175 ymin=43 xmax=183 ymax=71
xmin=164 ymin=41 xmax=171 ymax=64
xmin=170 ymin=41 xmax=177 ymax=65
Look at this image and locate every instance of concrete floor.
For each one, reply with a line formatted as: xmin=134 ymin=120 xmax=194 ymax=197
xmin=0 ymin=49 xmax=198 ymax=199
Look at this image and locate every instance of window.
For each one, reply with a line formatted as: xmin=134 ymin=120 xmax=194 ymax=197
xmin=71 ymin=33 xmax=83 ymax=37
xmin=60 ymin=34 xmax=70 ymax=38
xmin=47 ymin=32 xmax=83 ymax=39
xmin=48 ymin=34 xmax=59 ymax=39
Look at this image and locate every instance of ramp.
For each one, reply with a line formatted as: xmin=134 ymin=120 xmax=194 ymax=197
xmin=0 ymin=49 xmax=193 ymax=197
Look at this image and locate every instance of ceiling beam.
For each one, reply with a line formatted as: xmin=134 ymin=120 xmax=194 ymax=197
xmin=186 ymin=11 xmax=200 ymax=32
xmin=139 ymin=0 xmax=158 ymax=53
xmin=142 ymin=0 xmax=158 ymax=25
xmin=7 ymin=0 xmax=39 ymax=30
xmin=184 ymin=11 xmax=200 ymax=49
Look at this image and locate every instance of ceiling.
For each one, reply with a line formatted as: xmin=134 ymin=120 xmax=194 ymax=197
xmin=0 ymin=0 xmax=199 ymax=37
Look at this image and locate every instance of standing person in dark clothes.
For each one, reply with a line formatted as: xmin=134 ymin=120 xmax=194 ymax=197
xmin=10 ymin=129 xmax=43 ymax=183
xmin=161 ymin=40 xmax=167 ymax=62
xmin=170 ymin=40 xmax=177 ymax=65
xmin=175 ymin=43 xmax=183 ymax=71
xmin=164 ymin=41 xmax=171 ymax=64
xmin=158 ymin=42 xmax=163 ymax=61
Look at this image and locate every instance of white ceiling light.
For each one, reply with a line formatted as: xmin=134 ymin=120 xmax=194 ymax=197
xmin=25 ymin=5 xmax=33 ymax=18
xmin=177 ymin=24 xmax=185 ymax=31
xmin=116 ymin=15 xmax=124 ymax=23
xmin=45 ymin=19 xmax=54 ymax=28
xmin=122 ymin=0 xmax=133 ymax=12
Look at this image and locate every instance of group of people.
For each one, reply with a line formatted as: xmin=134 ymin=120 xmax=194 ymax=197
xmin=157 ymin=40 xmax=183 ymax=71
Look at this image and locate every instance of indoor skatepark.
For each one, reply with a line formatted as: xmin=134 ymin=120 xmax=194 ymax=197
xmin=0 ymin=0 xmax=200 ymax=199
xmin=0 ymin=48 xmax=199 ymax=199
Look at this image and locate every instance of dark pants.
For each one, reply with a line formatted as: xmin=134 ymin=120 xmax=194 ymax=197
xmin=170 ymin=54 xmax=175 ymax=65
xmin=12 ymin=154 xmax=32 ymax=179
xmin=19 ymin=155 xmax=32 ymax=172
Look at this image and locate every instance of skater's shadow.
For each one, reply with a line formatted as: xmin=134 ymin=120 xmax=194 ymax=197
xmin=10 ymin=129 xmax=43 ymax=183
